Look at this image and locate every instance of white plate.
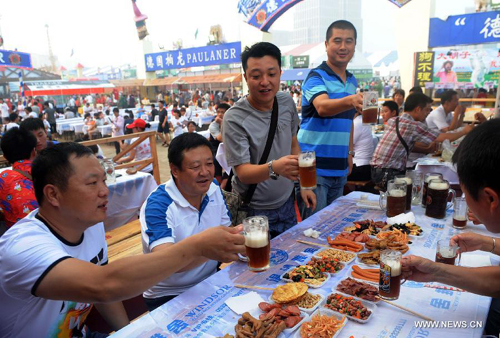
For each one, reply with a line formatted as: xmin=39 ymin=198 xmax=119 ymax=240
xmin=293 ymin=308 xmax=347 ymax=338
xmin=223 ymin=312 xmax=286 ymax=338
xmin=332 ymin=278 xmax=380 ymax=303
xmin=305 ymin=257 xmax=346 ymax=276
xmin=322 ymin=291 xmax=378 ymax=324
xmin=280 ymin=267 xmax=330 ymax=289
xmin=268 ymin=292 xmax=325 ymax=314
xmin=313 ymin=248 xmax=356 ymax=264
xmin=252 ymin=306 xmax=309 ymax=335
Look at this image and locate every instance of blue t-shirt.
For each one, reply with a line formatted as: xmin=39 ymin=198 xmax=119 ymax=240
xmin=298 ymin=61 xmax=357 ymax=177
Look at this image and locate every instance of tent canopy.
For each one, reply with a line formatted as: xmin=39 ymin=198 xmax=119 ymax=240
xmin=280 ymin=68 xmax=312 ymax=81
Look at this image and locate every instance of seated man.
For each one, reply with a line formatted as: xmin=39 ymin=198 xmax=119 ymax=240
xmin=370 ymin=93 xmax=473 ymax=189
xmin=20 ymin=118 xmax=57 ymax=153
xmin=140 ymin=133 xmax=232 ymax=311
xmin=426 ymin=90 xmax=465 ymax=132
xmin=380 ymin=100 xmax=399 ymax=124
xmin=347 ymin=112 xmax=376 ymax=182
xmin=0 ymin=142 xmax=245 ymax=337
xmin=402 ymin=119 xmax=500 ymax=335
xmin=0 ymin=128 xmax=39 ymax=228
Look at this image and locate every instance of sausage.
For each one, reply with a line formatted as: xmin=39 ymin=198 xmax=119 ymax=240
xmin=285 ymin=305 xmax=300 ymax=316
xmin=259 ymin=302 xmax=272 ymax=312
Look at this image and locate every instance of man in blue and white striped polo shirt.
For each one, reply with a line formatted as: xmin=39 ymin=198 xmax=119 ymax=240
xmin=297 ymin=20 xmax=363 ymax=219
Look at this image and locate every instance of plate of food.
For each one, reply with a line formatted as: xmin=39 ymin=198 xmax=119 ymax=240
xmin=322 ymin=291 xmax=377 ymax=323
xmin=281 ymin=265 xmax=330 ymax=288
xmin=294 ymin=308 xmax=347 ymax=338
xmin=364 ymin=238 xmax=409 ymax=254
xmin=326 ymin=236 xmax=364 ymax=252
xmin=357 ymin=250 xmax=381 ymax=266
xmin=306 ymin=256 xmax=345 ymax=275
xmin=381 ymin=222 xmax=423 ymax=237
xmin=269 ymin=291 xmax=325 ymax=314
xmin=349 ymin=265 xmax=379 ymax=285
xmin=230 ymin=311 xmax=288 ymax=338
xmin=376 ymin=229 xmax=412 ymax=245
xmin=344 ymin=219 xmax=386 ymax=236
xmin=256 ymin=302 xmax=309 ymax=335
xmin=334 ymin=277 xmax=380 ymax=303
xmin=314 ymin=248 xmax=356 ymax=264
xmin=334 ymin=231 xmax=371 ymax=243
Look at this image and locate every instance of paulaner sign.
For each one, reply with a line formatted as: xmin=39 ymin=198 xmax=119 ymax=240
xmin=145 ymin=42 xmax=241 ymax=71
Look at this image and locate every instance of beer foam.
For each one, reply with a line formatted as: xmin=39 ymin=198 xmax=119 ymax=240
xmin=395 ymin=177 xmax=412 ymax=185
xmin=429 ymin=182 xmax=449 ymax=190
xmin=439 ymin=247 xmax=456 ymax=258
xmin=385 ymin=260 xmax=401 ymax=276
xmin=425 ymin=175 xmax=441 ymax=183
xmin=389 ymin=189 xmax=406 ymax=197
xmin=299 ymin=157 xmax=315 ymax=167
xmin=453 ymin=216 xmax=467 ymax=221
xmin=245 ymin=232 xmax=268 ymax=248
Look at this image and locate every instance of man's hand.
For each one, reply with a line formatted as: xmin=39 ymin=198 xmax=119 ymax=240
xmin=474 ymin=112 xmax=487 ymax=124
xmin=450 ymin=232 xmax=490 ymax=254
xmin=348 ymin=155 xmax=353 ymax=176
xmin=273 ymin=155 xmax=299 ymax=181
xmin=197 ymin=226 xmax=245 ymax=263
xmin=350 ymin=92 xmax=363 ymax=112
xmin=215 ymin=116 xmax=222 ymax=124
xmin=300 ymin=189 xmax=317 ymax=211
xmin=468 ymin=210 xmax=482 ymax=225
xmin=401 ymin=255 xmax=440 ymax=283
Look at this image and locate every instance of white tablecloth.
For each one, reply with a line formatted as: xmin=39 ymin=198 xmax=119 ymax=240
xmin=104 ymin=169 xmax=158 ymax=231
xmin=111 ymin=191 xmax=494 ymax=337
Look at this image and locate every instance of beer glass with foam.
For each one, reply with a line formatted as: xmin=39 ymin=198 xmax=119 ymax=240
xmin=299 ymin=151 xmax=316 ymax=190
xmin=421 ymin=173 xmax=443 ymax=208
xmin=435 ymin=239 xmax=461 ymax=265
xmin=101 ymin=159 xmax=116 ymax=184
xmin=394 ymin=174 xmax=414 ymax=212
xmin=243 ymin=216 xmax=270 ymax=272
xmin=425 ymin=178 xmax=455 ymax=219
xmin=362 ymin=91 xmax=379 ymax=125
xmin=379 ymin=250 xmax=406 ymax=300
xmin=379 ymin=179 xmax=407 ymax=217
xmin=452 ymin=196 xmax=468 ymax=229
xmin=408 ymin=171 xmax=423 ymax=206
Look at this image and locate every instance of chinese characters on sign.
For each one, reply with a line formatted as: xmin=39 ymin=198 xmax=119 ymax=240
xmin=414 ymin=52 xmax=435 ymax=87
xmin=144 ymin=42 xmax=241 ymax=71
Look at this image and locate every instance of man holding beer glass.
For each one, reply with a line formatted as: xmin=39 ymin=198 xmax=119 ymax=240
xmin=402 ymin=120 xmax=500 ymax=335
xmin=371 ymin=93 xmax=473 ymax=190
xmin=297 ymin=20 xmax=363 ymax=219
xmin=223 ymin=42 xmax=316 ymax=238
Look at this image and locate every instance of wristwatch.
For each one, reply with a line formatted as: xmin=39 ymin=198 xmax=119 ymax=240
xmin=268 ymin=160 xmax=279 ymax=180
xmin=348 ymin=150 xmax=355 ymax=157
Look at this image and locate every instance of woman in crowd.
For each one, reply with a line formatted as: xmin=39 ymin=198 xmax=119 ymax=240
xmin=115 ymin=118 xmax=153 ymax=175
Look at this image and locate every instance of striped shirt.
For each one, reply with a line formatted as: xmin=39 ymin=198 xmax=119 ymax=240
xmin=370 ymin=113 xmax=440 ymax=171
xmin=298 ymin=62 xmax=357 ymax=177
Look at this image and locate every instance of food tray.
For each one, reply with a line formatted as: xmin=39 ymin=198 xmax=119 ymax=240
xmin=314 ymin=248 xmax=356 ymax=264
xmin=280 ymin=267 xmax=330 ymax=289
xmin=332 ymin=278 xmax=380 ymax=303
xmin=322 ymin=291 xmax=378 ymax=324
xmin=306 ymin=257 xmax=346 ymax=276
xmin=268 ymin=292 xmax=325 ymax=314
xmin=294 ymin=308 xmax=347 ymax=338
xmin=356 ymin=254 xmax=380 ymax=267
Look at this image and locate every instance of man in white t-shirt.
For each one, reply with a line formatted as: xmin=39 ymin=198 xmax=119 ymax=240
xmin=0 ymin=98 xmax=9 ymax=122
xmin=426 ymin=90 xmax=464 ymax=132
xmin=169 ymin=109 xmax=186 ymax=138
xmin=0 ymin=142 xmax=245 ymax=337
xmin=347 ymin=113 xmax=376 ymax=182
xmin=140 ymin=133 xmax=232 ymax=311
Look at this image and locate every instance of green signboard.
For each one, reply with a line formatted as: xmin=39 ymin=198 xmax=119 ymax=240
xmin=292 ymin=55 xmax=309 ymax=68
xmin=348 ymin=69 xmax=374 ymax=80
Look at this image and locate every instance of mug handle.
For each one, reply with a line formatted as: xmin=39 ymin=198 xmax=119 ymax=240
xmin=446 ymin=189 xmax=456 ymax=210
xmin=379 ymin=191 xmax=387 ymax=211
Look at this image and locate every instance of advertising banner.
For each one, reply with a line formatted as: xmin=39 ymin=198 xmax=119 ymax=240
xmin=0 ymin=49 xmax=32 ymax=69
xmin=414 ymin=51 xmax=435 ymax=87
xmin=238 ymin=0 xmax=303 ymax=32
xmin=145 ymin=42 xmax=241 ymax=72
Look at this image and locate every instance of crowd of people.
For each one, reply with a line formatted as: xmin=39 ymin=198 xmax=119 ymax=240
xmin=0 ymin=19 xmax=498 ymax=337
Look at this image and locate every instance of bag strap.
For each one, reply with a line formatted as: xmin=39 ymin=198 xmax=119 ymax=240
xmin=242 ymin=96 xmax=279 ymax=205
xmin=395 ymin=116 xmax=410 ymax=158
xmin=13 ymin=168 xmax=32 ymax=181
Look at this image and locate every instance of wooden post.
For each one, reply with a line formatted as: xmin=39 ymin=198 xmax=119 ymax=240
xmin=149 ymin=132 xmax=161 ymax=184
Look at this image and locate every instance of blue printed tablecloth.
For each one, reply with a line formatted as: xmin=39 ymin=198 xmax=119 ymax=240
xmin=111 ymin=192 xmax=494 ymax=338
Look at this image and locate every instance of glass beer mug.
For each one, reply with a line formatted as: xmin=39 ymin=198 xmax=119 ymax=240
xmin=298 ymin=151 xmax=317 ymax=190
xmin=425 ymin=178 xmax=455 ymax=219
xmin=243 ymin=216 xmax=270 ymax=272
xmin=379 ymin=179 xmax=407 ymax=217
xmin=379 ymin=250 xmax=406 ymax=300
xmin=422 ymin=172 xmax=443 ymax=208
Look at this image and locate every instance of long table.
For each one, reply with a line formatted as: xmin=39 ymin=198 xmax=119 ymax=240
xmin=111 ymin=192 xmax=494 ymax=337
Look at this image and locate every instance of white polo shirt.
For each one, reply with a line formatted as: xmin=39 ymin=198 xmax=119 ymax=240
xmin=140 ymin=179 xmax=231 ymax=298
xmin=426 ymin=105 xmax=452 ymax=131
xmin=352 ymin=115 xmax=376 ymax=167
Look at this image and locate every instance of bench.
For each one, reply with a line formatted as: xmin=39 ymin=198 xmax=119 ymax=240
xmin=346 ymin=180 xmax=372 ymax=188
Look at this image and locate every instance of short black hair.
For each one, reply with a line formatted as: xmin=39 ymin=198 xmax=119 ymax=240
xmin=241 ymin=42 xmax=281 ymax=73
xmin=441 ymin=90 xmax=458 ymax=105
xmin=409 ymin=86 xmax=423 ymax=94
xmin=168 ymin=133 xmax=212 ymax=170
xmin=151 ymin=104 xmax=155 ymax=108
xmin=26 ymin=106 xmax=32 ymax=113
xmin=84 ymin=113 xmax=91 ymax=119
xmin=32 ymin=142 xmax=93 ymax=205
xmin=113 ymin=107 xmax=119 ymax=113
xmin=20 ymin=117 xmax=45 ymax=133
xmin=393 ymin=89 xmax=406 ymax=99
xmin=172 ymin=109 xmax=181 ymax=117
xmin=326 ymin=20 xmax=357 ymax=42
xmin=217 ymin=103 xmax=231 ymax=112
xmin=1 ymin=127 xmax=36 ymax=163
xmin=187 ymin=121 xmax=197 ymax=128
xmin=452 ymin=119 xmax=500 ymax=201
xmin=403 ymin=93 xmax=433 ymax=112
xmin=159 ymin=100 xmax=165 ymax=105
xmin=382 ymin=100 xmax=399 ymax=114
xmin=9 ymin=113 xmax=18 ymax=122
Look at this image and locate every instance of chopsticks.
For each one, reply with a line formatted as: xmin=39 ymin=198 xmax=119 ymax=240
xmin=375 ymin=296 xmax=434 ymax=322
xmin=234 ymin=284 xmax=274 ymax=291
xmin=296 ymin=240 xmax=330 ymax=248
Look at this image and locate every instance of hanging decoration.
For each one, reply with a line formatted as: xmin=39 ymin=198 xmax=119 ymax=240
xmin=132 ymin=0 xmax=149 ymax=40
